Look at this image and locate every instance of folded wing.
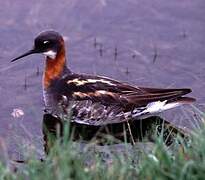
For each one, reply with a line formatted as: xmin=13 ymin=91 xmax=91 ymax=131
xmin=56 ymin=73 xmax=195 ymax=110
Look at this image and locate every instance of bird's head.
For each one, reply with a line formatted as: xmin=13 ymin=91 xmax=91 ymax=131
xmin=11 ymin=30 xmax=65 ymax=62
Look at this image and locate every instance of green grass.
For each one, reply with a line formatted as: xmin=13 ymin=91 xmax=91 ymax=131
xmin=1 ymin=120 xmax=205 ymax=180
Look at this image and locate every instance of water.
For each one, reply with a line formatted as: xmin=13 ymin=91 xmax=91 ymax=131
xmin=0 ymin=0 xmax=204 ymax=160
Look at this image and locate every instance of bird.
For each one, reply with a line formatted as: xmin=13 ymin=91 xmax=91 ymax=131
xmin=11 ymin=30 xmax=195 ymax=126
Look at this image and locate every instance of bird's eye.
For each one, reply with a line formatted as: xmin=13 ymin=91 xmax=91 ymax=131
xmin=43 ymin=40 xmax=49 ymax=44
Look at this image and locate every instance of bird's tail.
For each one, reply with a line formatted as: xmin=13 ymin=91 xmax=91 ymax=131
xmin=131 ymin=96 xmax=195 ymax=119
xmin=163 ymin=96 xmax=195 ymax=111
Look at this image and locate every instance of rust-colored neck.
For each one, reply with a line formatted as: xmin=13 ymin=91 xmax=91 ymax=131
xmin=43 ymin=42 xmax=66 ymax=89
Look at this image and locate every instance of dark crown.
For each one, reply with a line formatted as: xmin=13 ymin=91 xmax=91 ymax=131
xmin=34 ymin=30 xmax=64 ymax=53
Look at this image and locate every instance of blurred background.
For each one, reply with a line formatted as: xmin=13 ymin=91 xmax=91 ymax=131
xmin=0 ymin=0 xmax=204 ymax=160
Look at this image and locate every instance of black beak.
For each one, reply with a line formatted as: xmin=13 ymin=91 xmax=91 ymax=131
xmin=11 ymin=49 xmax=38 ymax=62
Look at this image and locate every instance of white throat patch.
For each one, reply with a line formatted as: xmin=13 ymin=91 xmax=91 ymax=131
xmin=43 ymin=50 xmax=57 ymax=59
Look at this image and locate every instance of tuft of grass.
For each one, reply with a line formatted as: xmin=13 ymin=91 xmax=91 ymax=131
xmin=139 ymin=125 xmax=205 ymax=180
xmin=1 ymin=118 xmax=205 ymax=179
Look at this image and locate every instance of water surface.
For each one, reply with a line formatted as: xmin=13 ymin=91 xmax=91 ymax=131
xmin=0 ymin=0 xmax=204 ymax=160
